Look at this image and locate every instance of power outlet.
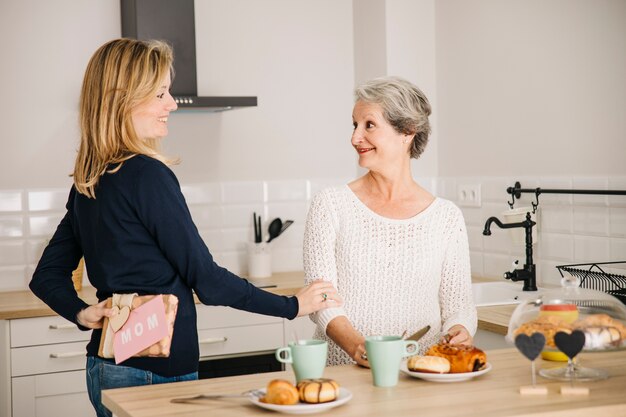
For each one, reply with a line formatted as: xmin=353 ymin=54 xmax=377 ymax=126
xmin=457 ymin=183 xmax=482 ymax=207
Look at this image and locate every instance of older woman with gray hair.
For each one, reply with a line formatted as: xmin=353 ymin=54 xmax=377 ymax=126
xmin=303 ymin=76 xmax=477 ymax=366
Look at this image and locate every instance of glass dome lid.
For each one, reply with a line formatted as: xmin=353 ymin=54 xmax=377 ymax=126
xmin=507 ymin=276 xmax=626 ymax=352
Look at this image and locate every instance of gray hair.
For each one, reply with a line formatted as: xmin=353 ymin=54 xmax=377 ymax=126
xmin=354 ymin=76 xmax=432 ymax=159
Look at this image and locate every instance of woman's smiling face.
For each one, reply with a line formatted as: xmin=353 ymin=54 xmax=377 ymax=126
xmin=351 ymin=100 xmax=411 ymax=170
xmin=131 ymin=70 xmax=178 ymax=141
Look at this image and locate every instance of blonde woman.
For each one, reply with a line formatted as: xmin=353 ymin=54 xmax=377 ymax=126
xmin=304 ymin=76 xmax=476 ymax=366
xmin=29 ymin=38 xmax=340 ymax=417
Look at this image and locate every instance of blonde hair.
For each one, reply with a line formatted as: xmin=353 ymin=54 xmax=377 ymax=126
xmin=355 ymin=76 xmax=432 ymax=159
xmin=73 ymin=38 xmax=177 ymax=198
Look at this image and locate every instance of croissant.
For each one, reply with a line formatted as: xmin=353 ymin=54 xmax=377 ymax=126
xmin=261 ymin=379 xmax=299 ymax=405
xmin=425 ymin=343 xmax=487 ymax=373
xmin=296 ymin=378 xmax=339 ymax=404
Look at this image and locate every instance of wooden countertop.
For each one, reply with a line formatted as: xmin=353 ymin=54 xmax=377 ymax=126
xmin=102 ymin=348 xmax=626 ymax=417
xmin=0 ymin=271 xmax=305 ymax=320
xmin=0 ymin=273 xmax=514 ymax=337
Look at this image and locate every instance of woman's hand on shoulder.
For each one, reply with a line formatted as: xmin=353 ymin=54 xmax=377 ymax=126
xmin=295 ymin=279 xmax=343 ymax=317
xmin=76 ymin=299 xmax=115 ymax=329
xmin=441 ymin=324 xmax=473 ymax=345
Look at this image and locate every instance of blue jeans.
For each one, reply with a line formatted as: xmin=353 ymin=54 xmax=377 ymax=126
xmin=86 ymin=356 xmax=198 ymax=417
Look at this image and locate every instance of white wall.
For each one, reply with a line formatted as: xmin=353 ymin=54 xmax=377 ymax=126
xmin=0 ymin=0 xmax=121 ymax=189
xmin=435 ymin=0 xmax=626 ymax=177
xmin=0 ymin=0 xmax=357 ymax=189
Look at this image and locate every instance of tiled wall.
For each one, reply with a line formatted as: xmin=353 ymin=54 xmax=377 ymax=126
xmin=0 ymin=179 xmax=349 ymax=291
xmin=1 ymin=175 xmax=625 ymax=292
xmin=438 ymin=176 xmax=626 ymax=287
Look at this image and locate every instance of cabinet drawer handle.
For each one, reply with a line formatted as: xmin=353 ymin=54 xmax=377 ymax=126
xmin=49 ymin=351 xmax=84 ymax=359
xmin=199 ymin=337 xmax=228 ymax=344
xmin=49 ymin=323 xmax=77 ymax=330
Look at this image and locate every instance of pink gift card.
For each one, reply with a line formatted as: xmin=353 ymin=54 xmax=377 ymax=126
xmin=113 ymin=295 xmax=168 ymax=364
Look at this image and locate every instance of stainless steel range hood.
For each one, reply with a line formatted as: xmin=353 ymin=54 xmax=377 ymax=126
xmin=121 ymin=0 xmax=257 ymax=111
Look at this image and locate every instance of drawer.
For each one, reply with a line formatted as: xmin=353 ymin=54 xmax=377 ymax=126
xmin=198 ymin=323 xmax=284 ymax=359
xmin=10 ymin=316 xmax=90 ymax=347
xmin=11 ymin=341 xmax=87 ymax=377
xmin=196 ymin=305 xmax=282 ymax=330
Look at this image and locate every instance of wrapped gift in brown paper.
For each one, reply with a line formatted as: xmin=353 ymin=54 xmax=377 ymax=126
xmin=98 ymin=293 xmax=178 ymax=359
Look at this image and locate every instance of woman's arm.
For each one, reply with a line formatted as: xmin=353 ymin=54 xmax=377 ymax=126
xmin=326 ymin=316 xmax=369 ymax=367
xmin=29 ymin=188 xmax=91 ymax=329
xmin=133 ymin=160 xmax=339 ymax=319
xmin=438 ymin=205 xmax=477 ymax=344
xmin=303 ymin=190 xmax=347 ymax=330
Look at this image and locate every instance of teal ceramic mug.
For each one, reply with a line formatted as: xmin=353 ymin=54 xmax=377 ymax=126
xmin=365 ymin=335 xmax=418 ymax=387
xmin=275 ymin=339 xmax=328 ymax=382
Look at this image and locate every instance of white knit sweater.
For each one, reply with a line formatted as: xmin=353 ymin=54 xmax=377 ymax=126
xmin=303 ymin=186 xmax=477 ymax=365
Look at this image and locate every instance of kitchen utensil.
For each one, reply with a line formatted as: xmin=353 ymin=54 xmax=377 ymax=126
xmin=171 ymin=389 xmax=264 ymax=403
xmin=267 ymin=218 xmax=283 ymax=243
xmin=406 ymin=325 xmax=431 ymax=342
xmin=280 ymin=220 xmax=294 ymax=235
xmin=253 ymin=212 xmax=262 ymax=243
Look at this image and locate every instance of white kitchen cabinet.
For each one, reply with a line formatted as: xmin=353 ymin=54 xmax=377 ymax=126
xmin=196 ymin=305 xmax=285 ymax=359
xmin=0 ymin=316 xmax=92 ymax=417
xmin=12 ymin=371 xmax=93 ymax=417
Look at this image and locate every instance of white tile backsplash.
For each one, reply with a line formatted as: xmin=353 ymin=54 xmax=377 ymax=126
xmin=573 ymin=206 xmax=610 ymax=236
xmin=574 ymin=235 xmax=610 ymax=263
xmin=219 ymin=204 xmax=265 ymax=228
xmin=456 ymin=175 xmax=623 ymax=284
xmin=540 ymin=206 xmax=573 ymax=234
xmin=0 ymin=190 xmax=23 ymax=212
xmin=572 ymin=178 xmax=609 ymax=206
xmin=1 ymin=175 xmax=624 ymax=291
xmin=28 ymin=214 xmax=64 ymax=237
xmin=26 ymin=239 xmax=47 ymax=264
xmin=222 ymin=181 xmax=265 ymax=204
xmin=181 ymin=183 xmax=222 ymax=205
xmin=267 ymin=201 xmax=309 ymax=224
xmin=609 ymin=238 xmax=626 ymax=263
xmin=0 ymin=266 xmax=27 ymax=291
xmin=539 ymin=233 xmax=574 ymax=261
xmin=609 ymin=207 xmax=626 ymax=238
xmin=0 ymin=216 xmax=24 ymax=237
xmin=266 ymin=180 xmax=309 ymax=202
xmin=28 ymin=189 xmax=69 ymax=211
xmin=0 ymin=241 xmax=26 ymax=265
xmin=188 ymin=205 xmax=223 ymax=229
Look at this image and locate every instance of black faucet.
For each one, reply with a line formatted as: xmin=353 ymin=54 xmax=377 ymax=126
xmin=483 ymin=212 xmax=538 ymax=291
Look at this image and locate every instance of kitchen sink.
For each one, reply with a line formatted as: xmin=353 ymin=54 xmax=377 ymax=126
xmin=472 ymin=281 xmax=543 ymax=307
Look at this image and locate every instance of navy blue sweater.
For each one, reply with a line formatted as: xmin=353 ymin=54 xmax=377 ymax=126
xmin=30 ymin=155 xmax=298 ymax=377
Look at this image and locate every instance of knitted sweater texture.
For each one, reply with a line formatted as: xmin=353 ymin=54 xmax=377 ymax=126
xmin=303 ymin=186 xmax=477 ymax=365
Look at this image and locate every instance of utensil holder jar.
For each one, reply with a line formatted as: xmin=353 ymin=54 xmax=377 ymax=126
xmin=248 ymin=242 xmax=272 ymax=279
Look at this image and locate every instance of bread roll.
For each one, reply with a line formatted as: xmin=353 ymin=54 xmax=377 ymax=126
xmin=407 ymin=355 xmax=450 ymax=373
xmin=425 ymin=343 xmax=487 ymax=373
xmin=296 ymin=378 xmax=339 ymax=404
xmin=261 ymin=379 xmax=299 ymax=405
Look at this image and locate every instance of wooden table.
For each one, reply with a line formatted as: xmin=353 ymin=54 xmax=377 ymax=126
xmin=102 ymin=348 xmax=626 ymax=417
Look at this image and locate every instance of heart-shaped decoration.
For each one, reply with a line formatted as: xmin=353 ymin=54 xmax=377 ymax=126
xmin=514 ymin=332 xmax=546 ymax=361
xmin=109 ymin=305 xmax=131 ymax=333
xmin=554 ymin=330 xmax=586 ymax=359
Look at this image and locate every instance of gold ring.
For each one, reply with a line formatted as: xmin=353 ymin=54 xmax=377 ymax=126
xmin=322 ymin=293 xmax=328 ymax=301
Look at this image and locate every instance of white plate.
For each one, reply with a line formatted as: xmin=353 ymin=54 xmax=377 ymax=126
xmin=400 ymin=362 xmax=492 ymax=383
xmin=248 ymin=387 xmax=352 ymax=414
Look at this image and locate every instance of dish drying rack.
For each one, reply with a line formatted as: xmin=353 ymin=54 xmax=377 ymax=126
xmin=557 ymin=261 xmax=626 ymax=305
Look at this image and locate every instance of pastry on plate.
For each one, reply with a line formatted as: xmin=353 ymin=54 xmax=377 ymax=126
xmin=261 ymin=379 xmax=299 ymax=405
xmin=425 ymin=343 xmax=487 ymax=373
xmin=407 ymin=355 xmax=450 ymax=373
xmin=296 ymin=378 xmax=340 ymax=403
